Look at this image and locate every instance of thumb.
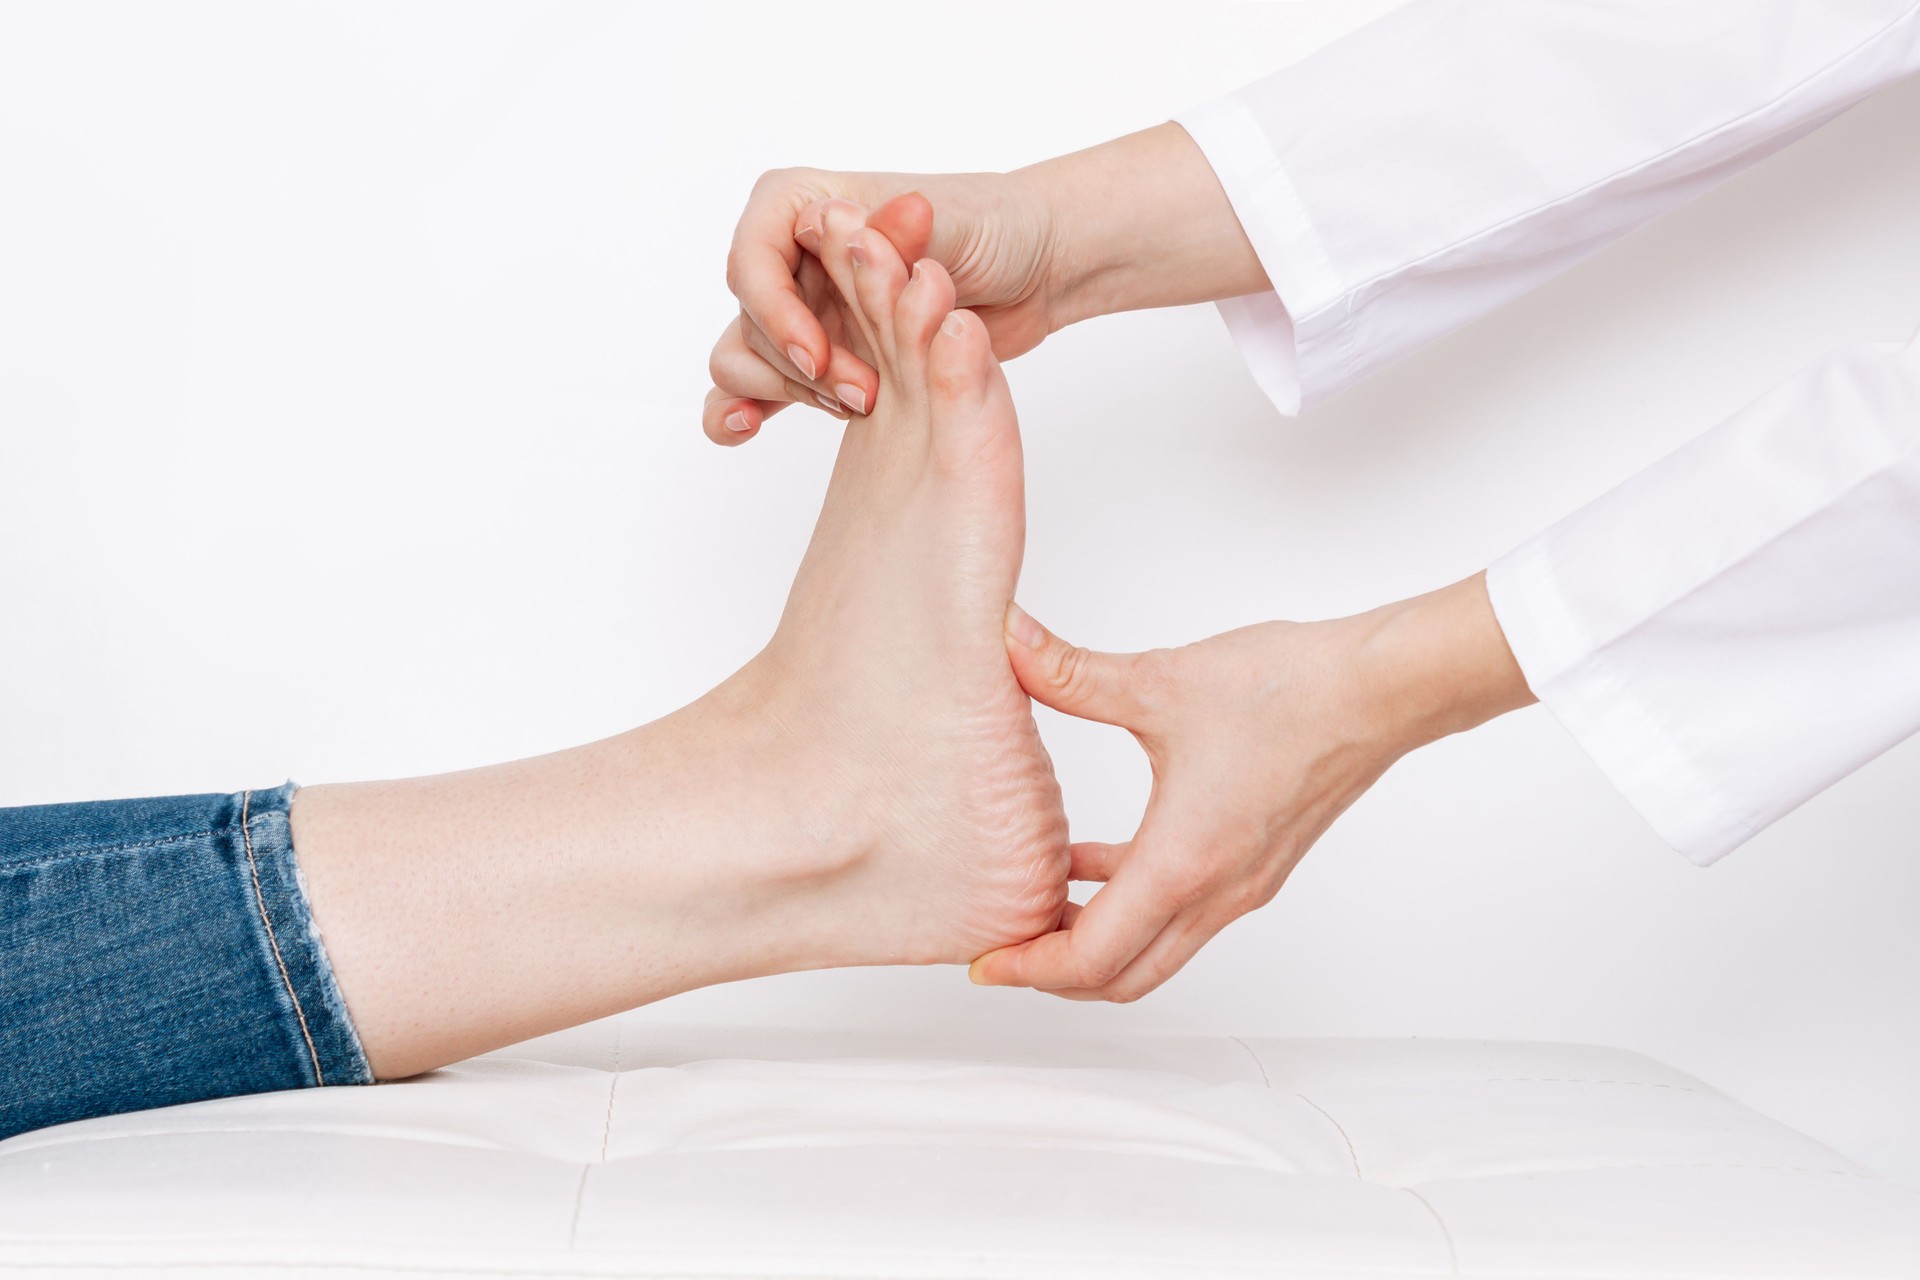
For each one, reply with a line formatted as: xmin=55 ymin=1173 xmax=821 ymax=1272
xmin=1003 ymin=603 xmax=1144 ymax=728
xmin=867 ymin=192 xmax=935 ymax=266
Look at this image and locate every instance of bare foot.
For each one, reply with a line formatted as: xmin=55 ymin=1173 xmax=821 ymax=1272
xmin=734 ymin=200 xmax=1070 ymax=966
xmin=290 ymin=206 xmax=1068 ymax=1078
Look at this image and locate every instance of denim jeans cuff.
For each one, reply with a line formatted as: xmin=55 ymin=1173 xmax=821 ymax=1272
xmin=244 ymin=782 xmax=373 ymax=1087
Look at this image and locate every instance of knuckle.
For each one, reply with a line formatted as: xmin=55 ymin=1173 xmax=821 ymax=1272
xmin=1051 ymin=644 xmax=1096 ymax=699
xmin=1223 ymin=877 xmax=1270 ymax=918
xmin=750 ymin=167 xmax=795 ymax=198
xmin=723 ymin=246 xmax=748 ymax=296
xmin=1075 ymin=953 xmax=1126 ymax=989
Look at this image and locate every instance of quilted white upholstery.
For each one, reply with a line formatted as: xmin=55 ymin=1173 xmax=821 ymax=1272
xmin=1 ymin=1016 xmax=1915 ymax=1278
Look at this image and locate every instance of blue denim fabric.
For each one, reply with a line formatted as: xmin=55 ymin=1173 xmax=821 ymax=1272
xmin=0 ymin=783 xmax=370 ymax=1141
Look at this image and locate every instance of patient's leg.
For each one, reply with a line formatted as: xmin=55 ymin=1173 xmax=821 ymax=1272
xmin=291 ymin=221 xmax=1066 ymax=1079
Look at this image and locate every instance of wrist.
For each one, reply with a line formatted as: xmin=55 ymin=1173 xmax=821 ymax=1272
xmin=1359 ymin=573 xmax=1536 ymax=754
xmin=1021 ymin=122 xmax=1269 ymax=328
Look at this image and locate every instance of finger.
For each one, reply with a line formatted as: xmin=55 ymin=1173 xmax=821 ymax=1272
xmin=1002 ymin=603 xmax=1150 ymax=729
xmin=812 ymin=199 xmax=884 ymax=360
xmin=844 ymin=225 xmax=912 ymax=368
xmin=728 ymin=187 xmax=830 ymax=385
xmin=1069 ymin=841 xmax=1127 ymax=883
xmin=794 ymin=199 xmax=829 ymax=255
xmin=968 ymin=866 xmax=1170 ymax=992
xmin=1049 ymin=913 xmax=1217 ymax=1004
xmin=701 ymin=388 xmax=789 ymax=445
xmin=712 ymin=317 xmax=827 ymax=405
xmin=793 ymin=253 xmax=879 ymax=416
xmin=736 ymin=315 xmax=849 ymax=412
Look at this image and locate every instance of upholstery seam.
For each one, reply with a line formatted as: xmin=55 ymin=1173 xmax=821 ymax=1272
xmin=568 ymin=1023 xmax=624 ymax=1249
xmin=1399 ymin=1186 xmax=1461 ymax=1277
xmin=1292 ymin=1091 xmax=1364 ymax=1180
xmin=1226 ymin=1036 xmax=1271 ymax=1088
xmin=239 ymin=789 xmax=325 ymax=1087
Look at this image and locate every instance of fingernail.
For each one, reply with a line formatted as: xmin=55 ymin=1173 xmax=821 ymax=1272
xmin=848 ymin=240 xmax=868 ymax=268
xmin=786 ymin=344 xmax=817 ymax=381
xmin=813 ymin=391 xmax=844 ymax=414
xmin=1004 ymin=602 xmax=1044 ymax=649
xmin=724 ymin=410 xmax=753 ymax=433
xmin=834 ymin=384 xmax=867 ymax=415
xmin=941 ymin=312 xmax=968 ymax=338
xmin=796 ymin=221 xmax=819 ymax=243
xmin=968 ymin=959 xmax=994 ymax=986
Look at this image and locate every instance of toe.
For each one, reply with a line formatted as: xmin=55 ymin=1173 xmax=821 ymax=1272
xmin=927 ymin=308 xmax=999 ymax=411
xmin=845 ymin=226 xmax=911 ymax=366
xmin=894 ymin=258 xmax=959 ymax=364
xmin=925 ymin=308 xmax=1018 ymax=472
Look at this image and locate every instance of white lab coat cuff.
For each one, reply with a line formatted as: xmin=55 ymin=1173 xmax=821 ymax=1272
xmin=1176 ymin=97 xmax=1347 ymax=417
xmin=1486 ymin=330 xmax=1920 ymax=868
xmin=1486 ymin=543 xmax=1758 ymax=866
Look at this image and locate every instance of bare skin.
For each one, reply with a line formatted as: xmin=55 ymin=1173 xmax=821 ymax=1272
xmin=971 ymin=575 xmax=1537 ymax=1002
xmin=710 ymin=133 xmax=1540 ymax=1005
xmin=704 ymin=122 xmax=1266 ymax=442
xmin=294 ymin=228 xmax=1066 ymax=1079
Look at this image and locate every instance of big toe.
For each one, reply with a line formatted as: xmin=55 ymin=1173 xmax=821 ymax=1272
xmin=927 ymin=308 xmax=1000 ymax=412
xmin=925 ymin=307 xmax=1017 ymax=469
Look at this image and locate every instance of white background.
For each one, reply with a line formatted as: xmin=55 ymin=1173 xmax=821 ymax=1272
xmin=3 ymin=2 xmax=1916 ymax=1185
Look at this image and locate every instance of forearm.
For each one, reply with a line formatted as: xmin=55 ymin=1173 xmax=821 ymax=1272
xmin=1024 ymin=122 xmax=1270 ymax=328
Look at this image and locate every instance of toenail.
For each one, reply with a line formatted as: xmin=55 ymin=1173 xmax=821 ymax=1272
xmin=724 ymin=410 xmax=753 ymax=433
xmin=848 ymin=240 xmax=868 ymax=268
xmin=834 ymin=384 xmax=867 ymax=415
xmin=941 ymin=312 xmax=968 ymax=337
xmin=786 ymin=344 xmax=818 ymax=381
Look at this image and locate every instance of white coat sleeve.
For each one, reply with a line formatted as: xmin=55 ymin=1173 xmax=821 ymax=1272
xmin=1484 ymin=330 xmax=1920 ymax=864
xmin=1176 ymin=0 xmax=1920 ymax=414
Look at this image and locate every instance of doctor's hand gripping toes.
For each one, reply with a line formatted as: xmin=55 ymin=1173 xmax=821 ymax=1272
xmin=972 ymin=575 xmax=1536 ymax=1002
xmin=704 ymin=123 xmax=1268 ymax=443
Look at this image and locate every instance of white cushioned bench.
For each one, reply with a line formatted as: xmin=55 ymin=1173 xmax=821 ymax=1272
xmin=2 ymin=1016 xmax=1915 ymax=1278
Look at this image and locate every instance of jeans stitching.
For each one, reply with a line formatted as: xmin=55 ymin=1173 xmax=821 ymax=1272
xmin=239 ymin=789 xmax=326 ymax=1087
xmin=0 ymin=829 xmax=224 ymax=874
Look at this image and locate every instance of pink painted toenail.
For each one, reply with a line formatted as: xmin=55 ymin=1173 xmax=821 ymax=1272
xmin=834 ymin=384 xmax=867 ymax=415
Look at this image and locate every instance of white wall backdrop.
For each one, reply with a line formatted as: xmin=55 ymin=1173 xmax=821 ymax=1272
xmin=3 ymin=2 xmax=1916 ymax=1186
